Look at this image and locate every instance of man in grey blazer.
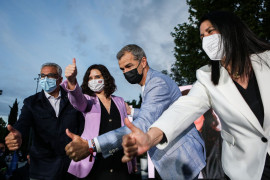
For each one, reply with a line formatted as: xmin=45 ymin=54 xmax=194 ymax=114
xmin=65 ymin=44 xmax=206 ymax=179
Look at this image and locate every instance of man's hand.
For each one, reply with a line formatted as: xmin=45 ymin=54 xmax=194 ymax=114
xmin=121 ymin=118 xmax=151 ymax=163
xmin=65 ymin=58 xmax=77 ymax=89
xmin=65 ymin=129 xmax=90 ymax=162
xmin=5 ymin=125 xmax=22 ymax=151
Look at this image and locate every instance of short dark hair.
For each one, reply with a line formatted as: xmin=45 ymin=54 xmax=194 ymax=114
xmin=199 ymin=11 xmax=270 ymax=85
xmin=116 ymin=44 xmax=147 ymax=61
xmin=81 ymin=64 xmax=116 ymax=98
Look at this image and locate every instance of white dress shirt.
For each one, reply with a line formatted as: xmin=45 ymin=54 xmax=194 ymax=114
xmin=44 ymin=90 xmax=61 ymax=117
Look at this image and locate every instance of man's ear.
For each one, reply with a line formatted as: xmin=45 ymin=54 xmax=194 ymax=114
xmin=141 ymin=57 xmax=147 ymax=68
xmin=58 ymin=77 xmax=63 ymax=84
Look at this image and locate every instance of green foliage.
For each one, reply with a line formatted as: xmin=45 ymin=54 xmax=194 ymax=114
xmin=171 ymin=22 xmax=207 ymax=84
xmin=0 ymin=117 xmax=7 ymax=141
xmin=161 ymin=70 xmax=168 ymax=75
xmin=6 ymin=99 xmax=30 ymax=155
xmin=170 ymin=0 xmax=270 ymax=84
xmin=126 ymin=94 xmax=142 ymax=108
xmin=8 ymin=99 xmax=19 ymax=126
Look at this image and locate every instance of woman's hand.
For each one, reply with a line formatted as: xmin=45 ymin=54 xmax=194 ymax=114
xmin=65 ymin=58 xmax=77 ymax=90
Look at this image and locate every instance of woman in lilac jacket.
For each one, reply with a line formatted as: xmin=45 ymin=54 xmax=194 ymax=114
xmin=63 ymin=59 xmax=135 ymax=179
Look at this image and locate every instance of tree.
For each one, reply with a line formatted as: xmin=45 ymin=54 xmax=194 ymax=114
xmin=0 ymin=117 xmax=8 ymax=141
xmin=126 ymin=94 xmax=142 ymax=108
xmin=170 ymin=0 xmax=270 ymax=84
xmin=8 ymin=99 xmax=19 ymax=126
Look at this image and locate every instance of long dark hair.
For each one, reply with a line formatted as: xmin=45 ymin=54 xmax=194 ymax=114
xmin=199 ymin=11 xmax=270 ymax=85
xmin=81 ymin=64 xmax=117 ymax=98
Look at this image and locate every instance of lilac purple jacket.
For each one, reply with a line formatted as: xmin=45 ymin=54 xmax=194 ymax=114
xmin=61 ymin=80 xmax=134 ymax=178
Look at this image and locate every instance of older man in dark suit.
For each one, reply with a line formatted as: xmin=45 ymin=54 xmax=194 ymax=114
xmin=5 ymin=63 xmax=84 ymax=180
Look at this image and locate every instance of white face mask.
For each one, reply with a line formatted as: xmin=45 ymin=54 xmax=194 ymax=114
xmin=88 ymin=79 xmax=105 ymax=92
xmin=202 ymin=34 xmax=224 ymax=60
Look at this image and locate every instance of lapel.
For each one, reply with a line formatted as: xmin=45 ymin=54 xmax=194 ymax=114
xmin=111 ymin=96 xmax=124 ymax=126
xmin=81 ymin=95 xmax=101 ymax=139
xmin=143 ymin=68 xmax=154 ymax=102
xmin=217 ymin=65 xmax=265 ymax=136
xmin=38 ymin=90 xmax=56 ymax=117
xmin=59 ymin=87 xmax=69 ymax=116
xmin=251 ymin=53 xmax=270 ymax=132
xmin=91 ymin=96 xmax=101 ymax=135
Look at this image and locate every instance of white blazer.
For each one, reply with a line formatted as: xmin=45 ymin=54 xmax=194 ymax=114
xmin=152 ymin=51 xmax=270 ymax=180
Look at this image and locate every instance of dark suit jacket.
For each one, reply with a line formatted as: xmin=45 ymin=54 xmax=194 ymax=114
xmin=14 ymin=87 xmax=84 ymax=180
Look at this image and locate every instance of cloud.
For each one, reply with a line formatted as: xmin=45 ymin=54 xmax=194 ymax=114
xmin=118 ymin=0 xmax=189 ymax=71
xmin=0 ymin=0 xmax=189 ymax=119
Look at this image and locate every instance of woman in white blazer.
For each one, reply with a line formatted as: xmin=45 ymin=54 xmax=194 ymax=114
xmin=121 ymin=11 xmax=270 ymax=180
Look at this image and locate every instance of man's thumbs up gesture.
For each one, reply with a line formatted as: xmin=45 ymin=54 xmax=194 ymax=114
xmin=65 ymin=58 xmax=77 ymax=90
xmin=5 ymin=125 xmax=22 ymax=151
xmin=121 ymin=118 xmax=153 ymax=163
xmin=65 ymin=129 xmax=90 ymax=162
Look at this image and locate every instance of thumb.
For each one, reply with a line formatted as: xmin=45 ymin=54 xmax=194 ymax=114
xmin=66 ymin=129 xmax=76 ymax=140
xmin=72 ymin=58 xmax=76 ymax=66
xmin=122 ymin=155 xmax=132 ymax=163
xmin=7 ymin=125 xmax=17 ymax=133
xmin=125 ymin=118 xmax=139 ymax=133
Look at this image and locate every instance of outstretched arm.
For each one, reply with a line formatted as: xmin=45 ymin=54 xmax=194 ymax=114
xmin=97 ymin=75 xmax=180 ymax=158
xmin=65 ymin=58 xmax=77 ymax=90
xmin=62 ymin=58 xmax=89 ymax=112
xmin=122 ymin=79 xmax=211 ymax=160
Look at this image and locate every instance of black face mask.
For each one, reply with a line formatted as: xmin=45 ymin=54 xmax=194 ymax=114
xmin=124 ymin=62 xmax=143 ymax=84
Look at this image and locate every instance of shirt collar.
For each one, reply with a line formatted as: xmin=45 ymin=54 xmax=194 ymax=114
xmin=142 ymin=85 xmax=145 ymax=93
xmin=44 ymin=90 xmax=61 ymax=99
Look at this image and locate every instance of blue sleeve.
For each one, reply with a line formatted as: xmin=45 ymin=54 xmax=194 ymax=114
xmin=133 ymin=108 xmax=140 ymax=119
xmin=132 ymin=77 xmax=176 ymax=132
xmin=97 ymin=76 xmax=180 ymax=158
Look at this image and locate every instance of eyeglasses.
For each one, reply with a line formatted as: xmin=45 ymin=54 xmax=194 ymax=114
xmin=39 ymin=73 xmax=59 ymax=80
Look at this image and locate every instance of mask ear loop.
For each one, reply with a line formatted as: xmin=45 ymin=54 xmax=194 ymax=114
xmin=136 ymin=59 xmax=142 ymax=68
xmin=136 ymin=59 xmax=145 ymax=75
xmin=55 ymin=75 xmax=62 ymax=85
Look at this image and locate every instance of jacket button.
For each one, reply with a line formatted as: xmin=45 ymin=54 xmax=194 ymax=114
xmin=261 ymin=137 xmax=268 ymax=143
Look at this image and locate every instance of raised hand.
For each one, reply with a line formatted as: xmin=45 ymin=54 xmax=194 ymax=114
xmin=65 ymin=58 xmax=77 ymax=88
xmin=65 ymin=129 xmax=90 ymax=162
xmin=121 ymin=118 xmax=152 ymax=163
xmin=5 ymin=125 xmax=22 ymax=151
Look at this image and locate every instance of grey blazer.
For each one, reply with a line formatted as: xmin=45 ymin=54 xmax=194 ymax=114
xmin=97 ymin=68 xmax=206 ymax=180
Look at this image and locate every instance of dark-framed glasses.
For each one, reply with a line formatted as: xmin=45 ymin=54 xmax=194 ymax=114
xmin=40 ymin=73 xmax=59 ymax=80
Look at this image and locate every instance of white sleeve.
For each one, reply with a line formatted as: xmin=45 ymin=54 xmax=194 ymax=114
xmin=130 ymin=107 xmax=135 ymax=117
xmin=150 ymin=80 xmax=211 ymax=149
xmin=88 ymin=138 xmax=102 ymax=153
